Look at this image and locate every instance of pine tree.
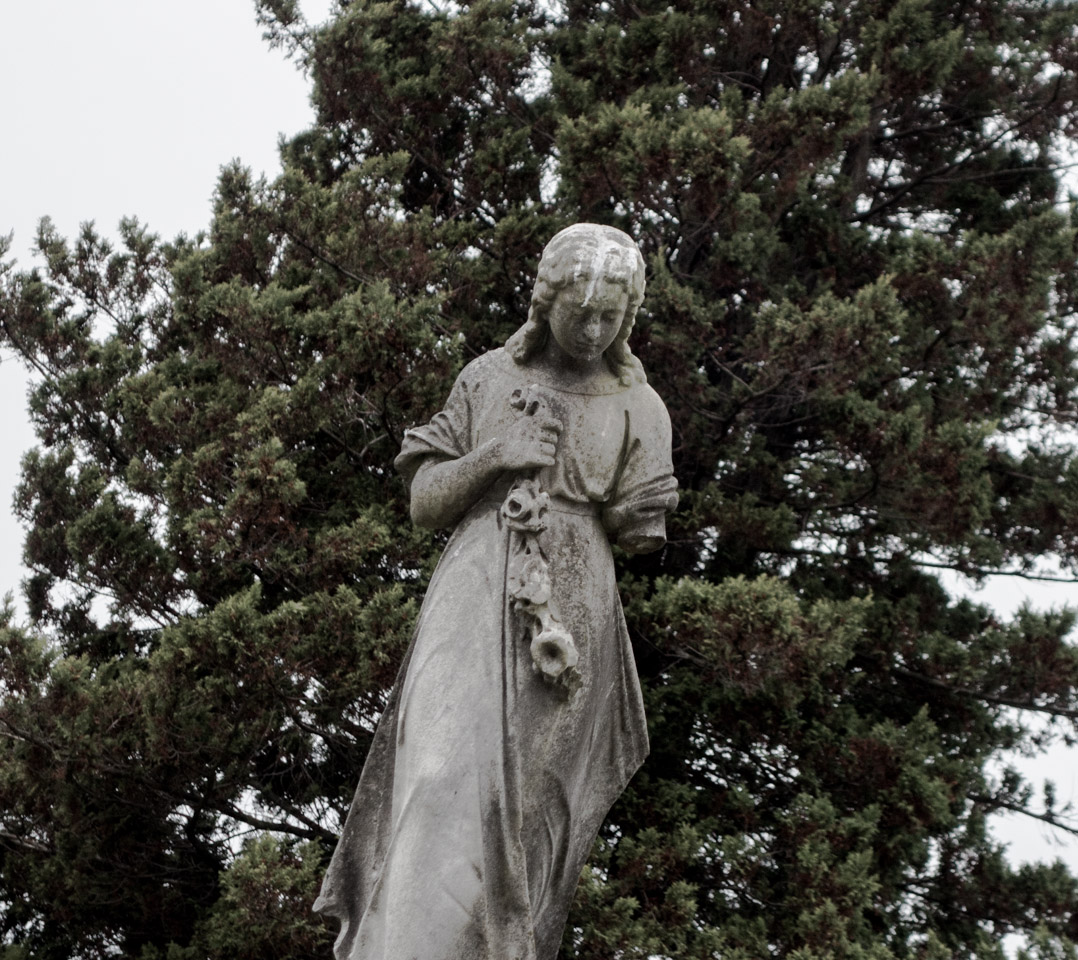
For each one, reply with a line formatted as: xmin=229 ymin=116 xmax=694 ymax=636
xmin=3 ymin=0 xmax=1078 ymax=956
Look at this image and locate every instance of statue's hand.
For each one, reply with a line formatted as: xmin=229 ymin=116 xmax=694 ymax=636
xmin=491 ymin=416 xmax=562 ymax=471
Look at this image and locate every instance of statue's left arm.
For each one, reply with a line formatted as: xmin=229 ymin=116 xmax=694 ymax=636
xmin=602 ymin=385 xmax=679 ymax=554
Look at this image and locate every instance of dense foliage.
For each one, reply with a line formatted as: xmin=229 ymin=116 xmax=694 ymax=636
xmin=3 ymin=0 xmax=1078 ymax=956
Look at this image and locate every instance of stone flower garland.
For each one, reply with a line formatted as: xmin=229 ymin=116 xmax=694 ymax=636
xmin=500 ymin=386 xmax=581 ymax=692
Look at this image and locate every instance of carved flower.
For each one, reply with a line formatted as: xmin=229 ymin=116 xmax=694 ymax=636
xmin=530 ymin=626 xmax=580 ymax=682
xmin=508 ymin=554 xmax=551 ymax=607
xmin=501 ymin=478 xmax=549 ymax=533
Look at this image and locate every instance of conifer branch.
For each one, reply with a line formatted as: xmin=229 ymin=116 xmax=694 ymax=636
xmin=969 ymin=793 xmax=1078 ymax=838
xmin=911 ymin=558 xmax=1078 ymax=585
xmin=0 ymin=318 xmax=60 ymax=385
xmin=273 ymin=223 xmax=370 ymax=286
xmin=210 ymin=798 xmax=329 ymax=842
xmin=0 ymin=828 xmax=51 ymax=854
xmin=850 ymin=92 xmax=1067 ymax=224
xmin=891 ymin=665 xmax=1078 ymax=722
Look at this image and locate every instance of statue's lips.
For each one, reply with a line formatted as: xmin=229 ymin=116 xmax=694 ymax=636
xmin=571 ymin=340 xmax=602 ymax=355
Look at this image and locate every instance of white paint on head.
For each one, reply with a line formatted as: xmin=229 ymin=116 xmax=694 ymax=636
xmin=578 ymin=238 xmax=635 ymax=306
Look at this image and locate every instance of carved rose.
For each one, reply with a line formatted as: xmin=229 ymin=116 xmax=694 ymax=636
xmin=508 ymin=554 xmax=552 ymax=607
xmin=501 ymin=478 xmax=549 ymax=533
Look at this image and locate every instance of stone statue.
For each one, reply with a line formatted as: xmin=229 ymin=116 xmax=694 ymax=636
xmin=314 ymin=223 xmax=679 ymax=960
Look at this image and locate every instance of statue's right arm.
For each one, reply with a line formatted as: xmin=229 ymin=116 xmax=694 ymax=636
xmin=408 ymin=416 xmax=562 ymax=529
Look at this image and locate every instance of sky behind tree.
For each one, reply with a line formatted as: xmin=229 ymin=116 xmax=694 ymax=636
xmin=1 ymin=0 xmax=1075 ymax=891
xmin=2 ymin=0 xmax=331 ymax=608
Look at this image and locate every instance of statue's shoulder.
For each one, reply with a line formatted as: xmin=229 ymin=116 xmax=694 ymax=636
xmin=455 ymin=347 xmax=514 ymax=389
xmin=624 ymin=377 xmax=673 ymax=433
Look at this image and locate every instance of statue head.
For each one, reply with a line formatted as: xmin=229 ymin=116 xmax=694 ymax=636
xmin=506 ymin=223 xmax=647 ymax=386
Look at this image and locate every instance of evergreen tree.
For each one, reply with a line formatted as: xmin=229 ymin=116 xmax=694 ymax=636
xmin=3 ymin=0 xmax=1078 ymax=956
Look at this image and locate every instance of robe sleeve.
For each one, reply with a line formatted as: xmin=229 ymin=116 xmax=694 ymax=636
xmin=602 ymin=385 xmax=679 ymax=554
xmin=393 ymin=367 xmax=475 ymax=485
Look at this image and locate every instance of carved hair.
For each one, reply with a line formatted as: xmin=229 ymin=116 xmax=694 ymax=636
xmin=506 ymin=223 xmax=647 ymax=386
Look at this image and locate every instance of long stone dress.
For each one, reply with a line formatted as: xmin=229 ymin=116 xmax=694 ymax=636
xmin=314 ymin=347 xmax=678 ymax=960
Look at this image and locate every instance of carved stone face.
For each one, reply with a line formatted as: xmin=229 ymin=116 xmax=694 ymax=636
xmin=546 ymin=274 xmax=630 ymax=363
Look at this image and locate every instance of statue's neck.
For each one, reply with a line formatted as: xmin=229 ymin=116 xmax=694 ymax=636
xmin=532 ymin=339 xmax=619 ymax=392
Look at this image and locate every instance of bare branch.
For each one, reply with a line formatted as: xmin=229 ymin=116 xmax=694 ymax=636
xmin=969 ymin=792 xmax=1078 ymax=838
xmin=892 ymin=665 xmax=1078 ymax=722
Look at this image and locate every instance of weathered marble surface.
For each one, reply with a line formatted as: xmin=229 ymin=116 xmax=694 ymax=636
xmin=315 ymin=224 xmax=678 ymax=960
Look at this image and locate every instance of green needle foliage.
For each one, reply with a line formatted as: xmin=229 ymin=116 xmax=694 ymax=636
xmin=3 ymin=0 xmax=1078 ymax=956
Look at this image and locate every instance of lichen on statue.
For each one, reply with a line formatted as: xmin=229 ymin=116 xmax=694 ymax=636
xmin=314 ymin=223 xmax=679 ymax=960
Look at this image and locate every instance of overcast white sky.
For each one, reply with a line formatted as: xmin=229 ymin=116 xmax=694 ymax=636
xmin=1 ymin=0 xmax=330 ymax=597
xmin=1 ymin=0 xmax=1076 ymax=891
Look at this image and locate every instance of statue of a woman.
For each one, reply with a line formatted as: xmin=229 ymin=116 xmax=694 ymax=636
xmin=314 ymin=223 xmax=679 ymax=960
